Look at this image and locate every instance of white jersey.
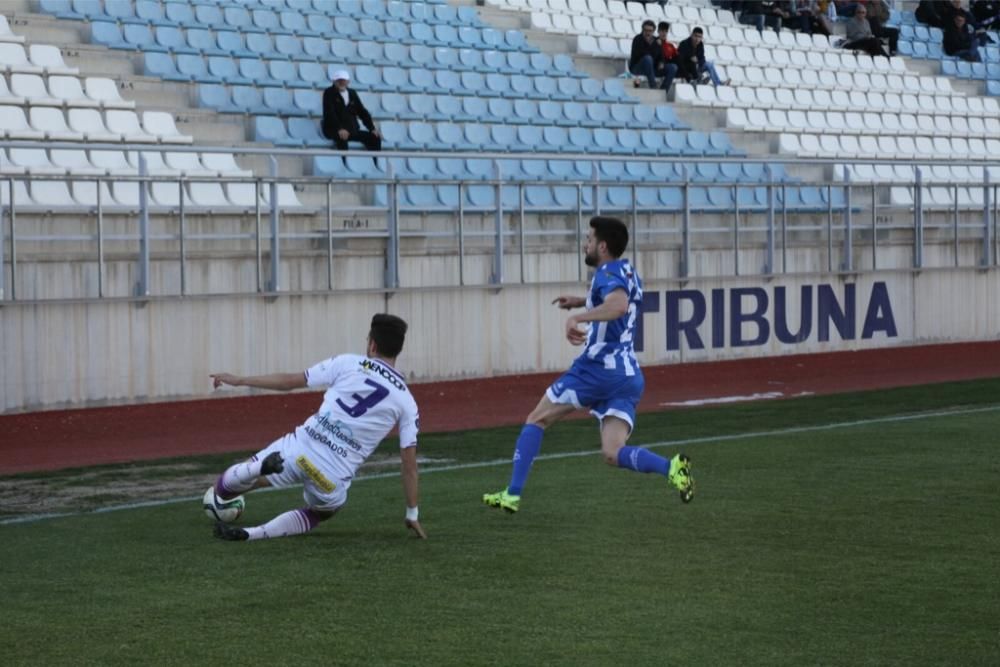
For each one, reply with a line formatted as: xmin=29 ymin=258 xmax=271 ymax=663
xmin=294 ymin=354 xmax=419 ymax=482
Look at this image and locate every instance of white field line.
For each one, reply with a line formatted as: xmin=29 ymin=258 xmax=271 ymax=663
xmin=2 ymin=404 xmax=999 ymax=527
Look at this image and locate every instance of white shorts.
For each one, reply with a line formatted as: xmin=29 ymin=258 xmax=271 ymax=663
xmin=254 ymin=434 xmax=350 ymax=512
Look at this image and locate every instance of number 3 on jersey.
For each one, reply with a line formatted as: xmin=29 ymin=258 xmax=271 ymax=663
xmin=336 ymin=379 xmax=390 ymax=418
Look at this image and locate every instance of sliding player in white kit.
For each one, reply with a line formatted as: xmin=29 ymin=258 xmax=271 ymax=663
xmin=209 ymin=313 xmax=426 ymax=541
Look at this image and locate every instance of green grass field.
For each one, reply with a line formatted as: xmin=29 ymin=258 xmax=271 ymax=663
xmin=2 ymin=380 xmax=1000 ymax=666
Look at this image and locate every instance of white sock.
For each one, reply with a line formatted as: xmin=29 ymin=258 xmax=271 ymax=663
xmin=246 ymin=508 xmax=322 ymax=541
xmin=217 ymin=457 xmax=265 ymax=498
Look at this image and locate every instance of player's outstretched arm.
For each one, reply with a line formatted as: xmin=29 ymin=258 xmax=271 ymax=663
xmin=552 ymin=295 xmax=587 ymax=310
xmin=552 ymin=295 xmax=586 ymax=310
xmin=210 ymin=372 xmax=307 ymax=392
xmin=400 ymin=445 xmax=427 ymax=539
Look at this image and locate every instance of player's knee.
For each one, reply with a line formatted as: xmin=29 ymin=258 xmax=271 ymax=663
xmin=601 ymin=444 xmax=623 ymax=466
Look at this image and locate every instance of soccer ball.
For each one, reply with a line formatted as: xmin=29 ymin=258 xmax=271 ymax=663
xmin=203 ymin=486 xmax=245 ymax=522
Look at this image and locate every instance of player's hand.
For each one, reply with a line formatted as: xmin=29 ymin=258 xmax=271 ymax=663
xmin=337 ymin=129 xmax=349 ymax=141
xmin=565 ymin=316 xmax=587 ymax=346
xmin=405 ymin=518 xmax=427 ymax=539
xmin=552 ymin=295 xmax=583 ymax=310
xmin=210 ymin=373 xmax=241 ymax=389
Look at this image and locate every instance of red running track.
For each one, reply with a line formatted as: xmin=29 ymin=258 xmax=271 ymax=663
xmin=1 ymin=341 xmax=998 ymax=474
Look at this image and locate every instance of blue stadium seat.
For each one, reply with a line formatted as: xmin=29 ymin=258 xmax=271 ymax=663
xmin=145 ymin=52 xmax=184 ymax=80
xmin=275 ymin=35 xmax=304 ymax=59
xmin=402 ymin=184 xmax=438 ymax=208
xmin=560 ymin=101 xmax=585 ymax=127
xmin=91 ymin=21 xmax=129 ymax=50
xmin=664 ymin=131 xmax=691 ymax=156
xmin=434 ymin=24 xmax=459 ymax=46
xmin=296 ymin=62 xmax=326 ymax=87
xmin=217 ymin=31 xmax=254 ymax=58
xmin=270 ymin=61 xmax=309 ymax=88
xmin=303 ymin=36 xmax=330 ymax=59
xmin=198 ymin=84 xmax=239 ymax=113
xmin=39 ymin=0 xmax=82 ymax=20
xmin=194 ymin=5 xmax=225 ymax=28
xmin=687 ymin=132 xmax=710 ymax=155
xmin=359 ymin=18 xmax=386 ymax=41
xmin=263 ymin=87 xmax=298 ymax=115
xmin=582 ymin=102 xmax=610 ymax=128
xmin=568 ymin=127 xmax=593 ymax=153
xmin=511 ymin=99 xmax=537 ymax=121
xmin=554 ymin=53 xmax=586 ymax=78
xmin=609 ymin=104 xmax=633 ymax=127
xmin=288 ymin=117 xmax=325 ymax=146
xmin=618 ymin=129 xmax=641 ymax=154
xmin=458 ymin=48 xmax=483 ymax=71
xmin=458 ymin=97 xmax=487 ymax=123
xmin=534 ymin=77 xmax=558 ymax=100
xmin=281 ymin=11 xmax=314 ymax=36
xmin=335 ymin=15 xmax=360 ymax=37
xmin=483 ymin=51 xmax=506 ymax=74
xmin=238 ymin=59 xmax=280 ymax=86
xmin=163 ymin=1 xmax=195 ymax=26
xmin=637 ymin=129 xmax=663 ymax=155
xmin=434 ymin=69 xmax=462 ymax=94
xmin=134 ymin=0 xmax=170 ymax=25
xmin=428 ymin=95 xmax=459 ymax=121
xmin=124 ymin=24 xmax=161 ymax=52
xmin=105 ymin=0 xmax=142 ymax=24
xmin=293 ymin=88 xmax=321 ymax=116
xmin=486 ymin=97 xmax=513 ymax=121
xmin=537 ymin=100 xmax=562 ymax=125
xmin=232 ymin=85 xmax=270 ymax=114
xmin=330 ymin=38 xmax=358 ymax=63
xmin=403 ymin=122 xmax=434 ymax=150
xmin=246 ymin=33 xmax=279 ymax=58
xmin=455 ymin=26 xmax=482 ymax=49
xmin=555 ymin=77 xmax=582 ymax=101
xmin=386 ymin=1 xmax=409 ymax=20
xmin=152 ymin=25 xmax=193 ymax=54
xmin=187 ymin=29 xmax=225 ymax=56
xmin=253 ymin=9 xmax=286 ymax=34
xmin=358 ymin=40 xmax=387 ymax=66
xmin=486 ymin=125 xmax=514 ymax=152
xmin=459 ymin=125 xmax=489 ymax=153
xmin=207 ymin=57 xmax=252 ymax=85
xmin=385 ymin=20 xmax=408 ymax=42
xmin=708 ymin=131 xmax=735 ymax=156
xmin=515 ymin=125 xmax=543 ymax=152
xmin=655 ymin=106 xmax=683 ymax=128
xmin=408 ymin=94 xmax=441 ymax=120
xmin=307 ymin=14 xmax=334 ymax=35
xmin=255 ymin=116 xmax=293 ymax=145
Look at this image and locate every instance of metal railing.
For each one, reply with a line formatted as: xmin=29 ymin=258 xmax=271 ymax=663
xmin=1 ymin=141 xmax=998 ymax=302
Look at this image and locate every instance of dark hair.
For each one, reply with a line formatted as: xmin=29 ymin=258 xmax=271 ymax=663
xmin=692 ymin=26 xmax=703 ymax=35
xmin=590 ymin=216 xmax=629 ymax=258
xmin=658 ymin=21 xmax=670 ymax=31
xmin=369 ymin=313 xmax=408 ymax=358
xmin=642 ymin=19 xmax=655 ymax=29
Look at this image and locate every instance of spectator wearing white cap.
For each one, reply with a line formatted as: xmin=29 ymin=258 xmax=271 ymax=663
xmin=321 ymin=69 xmax=381 ymax=164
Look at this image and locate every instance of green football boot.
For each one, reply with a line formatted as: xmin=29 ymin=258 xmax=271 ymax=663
xmin=482 ymin=488 xmax=520 ymax=513
xmin=668 ymin=453 xmax=694 ymax=503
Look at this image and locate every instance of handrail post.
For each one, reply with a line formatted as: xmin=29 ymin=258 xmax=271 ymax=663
xmin=842 ymin=165 xmax=852 ymax=272
xmin=97 ymin=177 xmax=105 ymax=298
xmin=178 ymin=178 xmax=186 ymax=296
xmin=135 ymin=154 xmax=150 ymax=297
xmin=386 ymin=161 xmax=399 ymax=289
xmin=982 ymin=168 xmax=992 ymax=267
xmin=267 ymin=156 xmax=280 ymax=292
xmin=914 ymin=167 xmax=923 ymax=269
xmin=681 ymin=164 xmax=690 ymax=279
xmin=1 ymin=178 xmax=7 ymax=301
xmin=491 ymin=160 xmax=503 ymax=285
xmin=764 ymin=163 xmax=774 ymax=275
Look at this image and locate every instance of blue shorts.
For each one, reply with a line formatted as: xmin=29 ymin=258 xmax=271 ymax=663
xmin=545 ymin=359 xmax=645 ymax=430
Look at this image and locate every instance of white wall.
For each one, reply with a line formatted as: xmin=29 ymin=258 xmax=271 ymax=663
xmin=2 ymin=264 xmax=998 ymax=412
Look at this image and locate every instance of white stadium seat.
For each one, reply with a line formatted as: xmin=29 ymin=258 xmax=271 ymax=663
xmin=28 ymin=44 xmax=77 ymax=75
xmin=49 ymin=75 xmax=100 ymax=107
xmin=142 ymin=111 xmax=193 ymax=144
xmin=67 ymin=108 xmax=122 ymax=142
xmin=10 ymin=73 xmax=61 ymax=106
xmin=105 ymin=109 xmax=157 ymax=143
xmin=29 ymin=107 xmax=84 ymax=141
xmin=84 ymin=77 xmax=136 ymax=109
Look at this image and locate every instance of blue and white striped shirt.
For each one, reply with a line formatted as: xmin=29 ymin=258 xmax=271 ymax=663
xmin=580 ymin=258 xmax=643 ymax=376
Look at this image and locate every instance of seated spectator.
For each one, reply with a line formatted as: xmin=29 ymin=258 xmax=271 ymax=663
xmin=842 ymin=4 xmax=891 ymax=57
xmin=657 ymin=21 xmax=680 ymax=92
xmin=677 ymin=27 xmax=730 ymax=88
xmin=971 ymin=0 xmax=1000 ymax=30
xmin=796 ymin=0 xmax=835 ymax=36
xmin=866 ymin=0 xmax=899 ymax=55
xmin=321 ymin=70 xmax=381 ymax=165
xmin=915 ymin=0 xmax=946 ymax=27
xmin=629 ymin=20 xmax=663 ymax=89
xmin=944 ymin=11 xmax=984 ymax=61
xmin=739 ymin=0 xmax=785 ymax=33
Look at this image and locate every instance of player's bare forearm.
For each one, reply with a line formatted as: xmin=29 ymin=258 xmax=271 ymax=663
xmin=210 ymin=372 xmax=306 ymax=391
xmin=400 ymin=445 xmax=420 ymax=508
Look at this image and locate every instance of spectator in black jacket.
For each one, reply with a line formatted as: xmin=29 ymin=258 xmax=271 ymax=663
xmin=972 ymin=0 xmax=1000 ymax=30
xmin=321 ymin=70 xmax=381 ymax=165
xmin=676 ymin=27 xmax=728 ymax=87
xmin=629 ymin=20 xmax=663 ymax=89
xmin=943 ymin=11 xmax=983 ymax=61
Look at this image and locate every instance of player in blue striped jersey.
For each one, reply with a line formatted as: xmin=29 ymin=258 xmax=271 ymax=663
xmin=483 ymin=217 xmax=693 ymax=513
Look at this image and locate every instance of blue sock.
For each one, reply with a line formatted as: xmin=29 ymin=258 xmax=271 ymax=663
xmin=507 ymin=424 xmax=543 ymax=496
xmin=617 ymin=446 xmax=669 ymax=476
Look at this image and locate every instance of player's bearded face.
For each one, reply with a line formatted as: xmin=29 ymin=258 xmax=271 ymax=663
xmin=584 ymin=231 xmax=600 ymax=267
